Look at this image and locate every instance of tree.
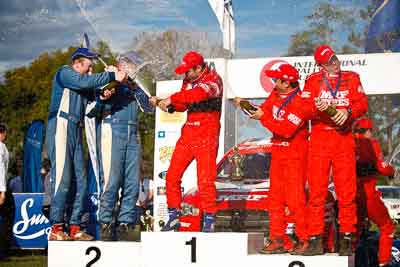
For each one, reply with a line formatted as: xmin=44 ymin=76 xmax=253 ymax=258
xmin=131 ymin=29 xmax=229 ymax=81
xmin=286 ymin=1 xmax=400 ymax=179
xmin=287 ymin=1 xmax=361 ymax=56
xmin=0 ymin=43 xmax=116 ymax=177
xmin=0 ymin=29 xmax=228 ymax=178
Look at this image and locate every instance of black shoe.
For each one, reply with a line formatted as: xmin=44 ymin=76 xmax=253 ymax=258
xmin=100 ymin=223 xmax=113 ymax=241
xmin=338 ymin=233 xmax=353 ymax=256
xmin=117 ymin=224 xmax=141 ymax=242
xmin=302 ymin=235 xmax=324 ymax=256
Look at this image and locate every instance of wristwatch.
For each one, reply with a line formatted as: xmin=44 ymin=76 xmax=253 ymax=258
xmin=347 ymin=107 xmax=352 ymax=115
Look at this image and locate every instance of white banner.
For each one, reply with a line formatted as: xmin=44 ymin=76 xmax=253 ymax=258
xmin=227 ymin=52 xmax=400 ymax=98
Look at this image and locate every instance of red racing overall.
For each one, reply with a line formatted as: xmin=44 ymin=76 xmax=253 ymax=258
xmin=260 ymin=87 xmax=312 ymax=242
xmin=302 ymin=70 xmax=368 ymax=236
xmin=166 ymin=66 xmax=223 ymax=213
xmin=355 ymin=133 xmax=395 ymax=265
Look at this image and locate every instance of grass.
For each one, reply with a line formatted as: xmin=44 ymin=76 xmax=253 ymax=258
xmin=0 ymin=250 xmax=47 ymax=267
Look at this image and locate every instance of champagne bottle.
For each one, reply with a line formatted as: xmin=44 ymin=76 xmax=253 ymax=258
xmin=325 ymin=105 xmax=337 ymax=116
xmin=156 ymin=99 xmax=176 ymax=113
xmin=100 ymin=80 xmax=120 ymax=93
xmin=239 ymin=100 xmax=257 ymax=115
xmin=315 ymin=98 xmax=337 ymax=117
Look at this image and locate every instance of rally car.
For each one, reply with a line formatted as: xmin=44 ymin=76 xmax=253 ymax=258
xmin=377 ymin=185 xmax=400 ymax=222
xmin=178 ymin=138 xmax=338 ymax=245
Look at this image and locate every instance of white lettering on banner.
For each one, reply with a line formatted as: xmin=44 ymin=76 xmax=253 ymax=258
xmin=13 ymin=198 xmax=51 ymax=240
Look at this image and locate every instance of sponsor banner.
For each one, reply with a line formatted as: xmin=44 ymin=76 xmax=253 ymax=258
xmin=12 ymin=193 xmax=51 ymax=249
xmin=227 ymin=52 xmax=400 ymax=98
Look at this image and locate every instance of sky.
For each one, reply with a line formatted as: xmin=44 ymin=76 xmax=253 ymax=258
xmin=0 ymin=0 xmax=368 ymax=79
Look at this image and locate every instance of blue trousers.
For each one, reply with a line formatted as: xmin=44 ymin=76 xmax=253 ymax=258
xmin=97 ymin=122 xmax=140 ymax=224
xmin=46 ymin=117 xmax=87 ymax=225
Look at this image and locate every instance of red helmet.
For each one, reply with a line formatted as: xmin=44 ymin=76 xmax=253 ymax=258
xmin=175 ymin=51 xmax=204 ymax=75
xmin=354 ymin=118 xmax=374 ymax=130
xmin=264 ymin=63 xmax=299 ymax=82
xmin=314 ymin=45 xmax=336 ymax=65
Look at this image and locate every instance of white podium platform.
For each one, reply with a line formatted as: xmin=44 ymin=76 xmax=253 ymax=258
xmin=48 ymin=232 xmax=354 ymax=267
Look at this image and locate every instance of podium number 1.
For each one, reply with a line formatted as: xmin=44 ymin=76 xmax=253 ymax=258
xmin=185 ymin=237 xmax=197 ymax=263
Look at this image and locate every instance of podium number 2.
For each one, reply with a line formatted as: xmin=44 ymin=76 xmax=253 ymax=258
xmin=288 ymin=261 xmax=305 ymax=267
xmin=86 ymin=246 xmax=101 ymax=267
xmin=185 ymin=237 xmax=197 ymax=263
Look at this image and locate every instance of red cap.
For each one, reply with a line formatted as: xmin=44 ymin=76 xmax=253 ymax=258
xmin=354 ymin=119 xmax=374 ymax=130
xmin=175 ymin=51 xmax=205 ymax=75
xmin=265 ymin=63 xmax=299 ymax=82
xmin=314 ymin=45 xmax=335 ymax=65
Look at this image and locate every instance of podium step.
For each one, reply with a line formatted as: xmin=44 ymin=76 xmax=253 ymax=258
xmin=48 ymin=240 xmax=141 ymax=267
xmin=48 ymin=232 xmax=353 ymax=267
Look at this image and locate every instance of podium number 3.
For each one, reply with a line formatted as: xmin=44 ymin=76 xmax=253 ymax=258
xmin=86 ymin=246 xmax=101 ymax=267
xmin=185 ymin=237 xmax=197 ymax=263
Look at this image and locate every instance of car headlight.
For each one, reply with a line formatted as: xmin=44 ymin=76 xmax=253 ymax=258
xmin=181 ymin=202 xmax=200 ymax=216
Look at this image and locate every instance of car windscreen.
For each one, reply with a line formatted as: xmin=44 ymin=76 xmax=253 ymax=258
xmin=218 ymin=152 xmax=271 ymax=180
xmin=379 ymin=188 xmax=400 ymax=199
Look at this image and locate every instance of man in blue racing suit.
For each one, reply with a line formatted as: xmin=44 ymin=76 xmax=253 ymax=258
xmin=46 ymin=47 xmax=126 ymax=241
xmin=88 ymin=53 xmax=153 ymax=241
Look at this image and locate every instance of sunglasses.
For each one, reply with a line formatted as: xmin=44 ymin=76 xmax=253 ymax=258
xmin=327 ymin=55 xmax=339 ymax=66
xmin=271 ymin=78 xmax=279 ymax=83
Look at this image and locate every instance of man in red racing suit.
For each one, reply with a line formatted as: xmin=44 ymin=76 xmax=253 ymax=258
xmin=235 ymin=63 xmax=313 ymax=254
xmin=354 ymin=118 xmax=395 ymax=267
xmin=302 ymin=45 xmax=369 ymax=256
xmin=151 ymin=51 xmax=223 ymax=232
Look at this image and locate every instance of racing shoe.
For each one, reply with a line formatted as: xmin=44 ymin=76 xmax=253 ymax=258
xmin=117 ymin=224 xmax=141 ymax=242
xmin=161 ymin=208 xmax=181 ymax=231
xmin=49 ymin=224 xmax=71 ymax=241
xmin=338 ymin=233 xmax=353 ymax=256
xmin=302 ymin=235 xmax=324 ymax=256
xmin=70 ymin=225 xmax=94 ymax=241
xmin=285 ymin=233 xmax=299 ymax=253
xmin=100 ymin=223 xmax=114 ymax=241
xmin=260 ymin=238 xmax=287 ymax=254
xmin=290 ymin=240 xmax=309 ymax=255
xmin=202 ymin=213 xmax=216 ymax=233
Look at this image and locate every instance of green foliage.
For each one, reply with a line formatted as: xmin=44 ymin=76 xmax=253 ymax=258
xmin=287 ymin=1 xmax=365 ymax=56
xmin=0 ymin=41 xmax=154 ymax=177
xmin=0 ymin=30 xmax=226 ymax=178
xmin=0 ymin=47 xmax=75 ymax=173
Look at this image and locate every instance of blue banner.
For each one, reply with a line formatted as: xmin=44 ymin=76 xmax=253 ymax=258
xmin=12 ymin=193 xmax=51 ymax=249
xmin=23 ymin=120 xmax=45 ymax=193
xmin=365 ymin=0 xmax=400 ymax=52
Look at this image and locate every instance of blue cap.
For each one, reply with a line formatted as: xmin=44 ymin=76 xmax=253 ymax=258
xmin=71 ymin=47 xmax=98 ymax=60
